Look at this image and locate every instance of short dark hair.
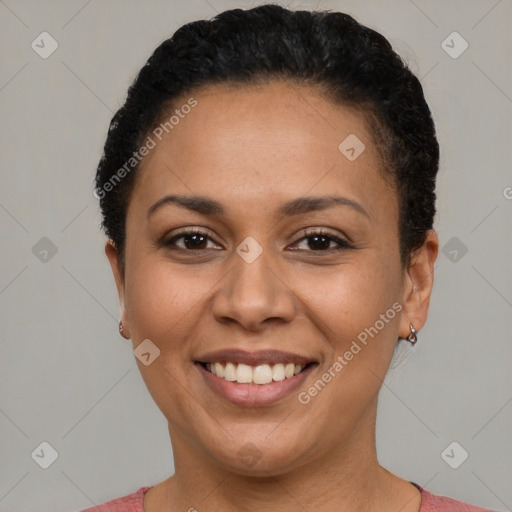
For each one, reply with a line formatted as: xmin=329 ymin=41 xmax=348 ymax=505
xmin=95 ymin=4 xmax=439 ymax=269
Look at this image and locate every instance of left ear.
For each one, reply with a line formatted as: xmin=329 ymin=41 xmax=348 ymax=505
xmin=398 ymin=229 xmax=439 ymax=339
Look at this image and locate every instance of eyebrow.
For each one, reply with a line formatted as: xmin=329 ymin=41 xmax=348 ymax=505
xmin=147 ymin=194 xmax=370 ymax=220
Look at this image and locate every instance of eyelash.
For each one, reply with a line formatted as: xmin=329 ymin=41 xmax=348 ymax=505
xmin=164 ymin=228 xmax=353 ymax=253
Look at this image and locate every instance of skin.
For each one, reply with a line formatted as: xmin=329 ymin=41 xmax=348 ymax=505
xmin=106 ymin=81 xmax=439 ymax=512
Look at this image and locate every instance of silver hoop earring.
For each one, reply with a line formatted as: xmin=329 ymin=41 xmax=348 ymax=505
xmin=119 ymin=321 xmax=129 ymax=339
xmin=407 ymin=324 xmax=417 ymax=344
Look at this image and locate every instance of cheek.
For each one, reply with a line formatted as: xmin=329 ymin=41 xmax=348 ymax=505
xmin=297 ymin=256 xmax=402 ymax=414
xmin=124 ymin=256 xmax=207 ymax=341
xmin=123 ymin=258 xmax=210 ymax=424
xmin=294 ymin=257 xmax=401 ymax=346
xmin=293 ymin=262 xmax=401 ymax=436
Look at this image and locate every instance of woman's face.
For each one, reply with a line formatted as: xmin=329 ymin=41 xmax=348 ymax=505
xmin=107 ymin=81 xmax=435 ymax=475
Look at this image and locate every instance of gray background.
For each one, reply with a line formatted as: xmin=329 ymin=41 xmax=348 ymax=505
xmin=1 ymin=1 xmax=511 ymax=511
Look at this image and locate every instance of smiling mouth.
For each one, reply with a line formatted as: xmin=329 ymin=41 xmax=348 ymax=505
xmin=198 ymin=361 xmax=315 ymax=385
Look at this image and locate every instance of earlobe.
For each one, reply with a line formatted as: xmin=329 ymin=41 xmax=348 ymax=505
xmin=398 ymin=230 xmax=439 ymax=340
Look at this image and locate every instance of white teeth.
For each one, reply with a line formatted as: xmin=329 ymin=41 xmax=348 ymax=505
xmin=204 ymin=361 xmax=307 ymax=384
xmin=272 ymin=363 xmax=285 ymax=381
xmin=236 ymin=363 xmax=253 ymax=383
xmin=253 ymin=364 xmax=273 ymax=384
xmin=214 ymin=362 xmax=224 ymax=378
xmin=224 ymin=362 xmax=237 ymax=381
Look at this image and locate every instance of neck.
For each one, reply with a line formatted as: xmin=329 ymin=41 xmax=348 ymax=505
xmin=147 ymin=403 xmax=419 ymax=512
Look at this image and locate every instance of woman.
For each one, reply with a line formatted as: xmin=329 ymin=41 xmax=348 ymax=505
xmin=84 ymin=5 xmax=493 ymax=511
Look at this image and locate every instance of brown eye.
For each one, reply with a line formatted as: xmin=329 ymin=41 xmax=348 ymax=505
xmin=180 ymin=232 xmax=208 ymax=250
xmin=165 ymin=229 xmax=222 ymax=251
xmin=305 ymin=234 xmax=332 ymax=251
xmin=291 ymin=229 xmax=353 ymax=252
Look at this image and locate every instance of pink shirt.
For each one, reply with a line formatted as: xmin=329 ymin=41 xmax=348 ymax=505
xmin=78 ymin=483 xmax=496 ymax=511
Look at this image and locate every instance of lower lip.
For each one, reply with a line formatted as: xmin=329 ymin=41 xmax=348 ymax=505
xmin=196 ymin=363 xmax=316 ymax=407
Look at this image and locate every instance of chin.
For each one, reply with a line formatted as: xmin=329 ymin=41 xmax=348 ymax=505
xmin=203 ymin=430 xmax=316 ymax=477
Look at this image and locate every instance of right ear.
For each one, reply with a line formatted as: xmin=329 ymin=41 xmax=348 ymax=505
xmin=105 ymin=240 xmax=130 ymax=338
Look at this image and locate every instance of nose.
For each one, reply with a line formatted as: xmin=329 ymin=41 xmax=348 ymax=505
xmin=211 ymin=247 xmax=296 ymax=332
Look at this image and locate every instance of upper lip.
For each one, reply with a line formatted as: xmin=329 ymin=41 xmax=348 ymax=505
xmin=196 ymin=349 xmax=315 ymax=366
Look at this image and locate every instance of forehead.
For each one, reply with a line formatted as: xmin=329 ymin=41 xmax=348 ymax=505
xmin=131 ymin=81 xmax=396 ymax=221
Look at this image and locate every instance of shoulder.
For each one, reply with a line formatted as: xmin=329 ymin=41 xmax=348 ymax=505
xmin=419 ymin=486 xmax=497 ymax=511
xmin=77 ymin=486 xmax=151 ymax=512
